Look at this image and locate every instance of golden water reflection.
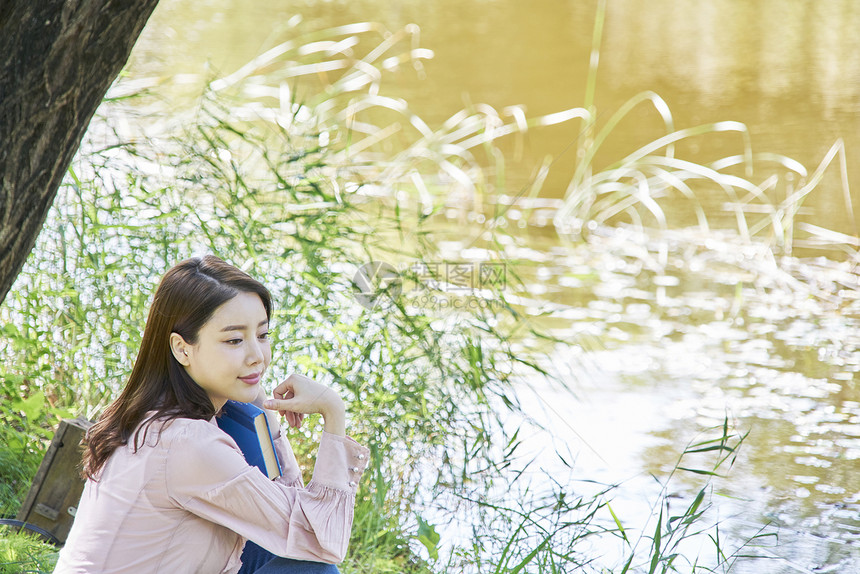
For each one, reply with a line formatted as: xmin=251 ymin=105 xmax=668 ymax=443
xmin=130 ymin=0 xmax=860 ymax=236
xmin=126 ymin=1 xmax=860 ymax=570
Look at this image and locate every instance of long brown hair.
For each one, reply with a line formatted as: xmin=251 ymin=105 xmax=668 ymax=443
xmin=82 ymin=255 xmax=272 ymax=479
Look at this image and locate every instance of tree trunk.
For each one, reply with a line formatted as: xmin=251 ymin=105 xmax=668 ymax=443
xmin=0 ymin=0 xmax=160 ymax=305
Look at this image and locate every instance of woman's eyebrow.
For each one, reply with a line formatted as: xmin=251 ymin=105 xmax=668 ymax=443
xmin=219 ymin=320 xmax=269 ymax=332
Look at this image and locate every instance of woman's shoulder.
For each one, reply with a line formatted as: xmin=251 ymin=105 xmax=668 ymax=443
xmin=136 ymin=413 xmax=248 ymax=478
xmin=135 ymin=412 xmax=225 ymax=449
xmin=158 ymin=415 xmax=254 ymax=493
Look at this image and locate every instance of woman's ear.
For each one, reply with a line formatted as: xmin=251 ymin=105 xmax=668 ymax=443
xmin=170 ymin=332 xmax=191 ymax=366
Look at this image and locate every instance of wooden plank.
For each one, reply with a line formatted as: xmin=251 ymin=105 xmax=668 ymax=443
xmin=16 ymin=418 xmax=93 ymax=544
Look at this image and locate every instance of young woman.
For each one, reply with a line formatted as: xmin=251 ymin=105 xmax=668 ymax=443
xmin=54 ymin=255 xmax=368 ymax=574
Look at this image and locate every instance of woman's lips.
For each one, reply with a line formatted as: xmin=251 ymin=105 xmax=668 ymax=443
xmin=239 ymin=373 xmax=261 ymax=385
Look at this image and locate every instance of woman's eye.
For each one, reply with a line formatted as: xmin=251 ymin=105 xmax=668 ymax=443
xmin=258 ymin=332 xmax=270 ymax=341
xmin=226 ymin=338 xmax=242 ymax=345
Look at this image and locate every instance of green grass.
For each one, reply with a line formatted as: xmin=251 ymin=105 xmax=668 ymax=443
xmin=0 ymin=528 xmax=57 ymax=574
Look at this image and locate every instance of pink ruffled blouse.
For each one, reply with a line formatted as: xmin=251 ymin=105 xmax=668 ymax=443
xmin=54 ymin=413 xmax=369 ymax=573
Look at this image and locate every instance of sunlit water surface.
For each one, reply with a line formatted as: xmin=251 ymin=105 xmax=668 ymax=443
xmin=124 ymin=1 xmax=860 ymax=571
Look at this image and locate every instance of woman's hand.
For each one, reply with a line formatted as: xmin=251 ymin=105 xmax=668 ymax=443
xmin=251 ymin=385 xmax=293 ymax=434
xmin=274 ymin=387 xmax=306 ymax=430
xmin=263 ymin=373 xmax=346 ymax=436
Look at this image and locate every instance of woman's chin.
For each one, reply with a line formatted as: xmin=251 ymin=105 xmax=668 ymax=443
xmin=231 ymin=384 xmax=260 ymax=403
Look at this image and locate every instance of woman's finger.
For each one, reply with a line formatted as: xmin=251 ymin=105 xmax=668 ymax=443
xmin=263 ymin=398 xmax=290 ymax=411
xmin=272 ymin=380 xmax=294 ymax=398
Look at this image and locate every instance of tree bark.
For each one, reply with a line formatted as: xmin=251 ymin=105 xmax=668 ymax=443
xmin=0 ymin=0 xmax=160 ymax=305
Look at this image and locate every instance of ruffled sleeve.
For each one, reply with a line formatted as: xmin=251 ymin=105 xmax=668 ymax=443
xmin=270 ymin=426 xmax=304 ymax=488
xmin=165 ymin=420 xmax=369 ymax=564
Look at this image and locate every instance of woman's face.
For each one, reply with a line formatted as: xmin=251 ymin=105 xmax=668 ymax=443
xmin=174 ymin=291 xmax=271 ymax=411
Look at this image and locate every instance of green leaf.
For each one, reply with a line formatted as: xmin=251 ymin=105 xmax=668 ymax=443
xmin=607 ymin=502 xmax=629 ymax=544
xmin=415 ymin=514 xmax=440 ymax=561
xmin=678 ymin=466 xmax=725 ymax=477
xmin=12 ymin=391 xmax=45 ymax=421
xmin=687 ymin=488 xmax=706 ymax=517
xmin=648 ymin=509 xmax=663 ymax=574
xmin=508 ymin=536 xmax=549 ymax=574
xmin=49 ymin=406 xmax=76 ymax=421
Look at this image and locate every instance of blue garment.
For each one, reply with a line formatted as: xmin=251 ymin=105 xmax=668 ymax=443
xmin=238 ymin=541 xmax=340 ymax=574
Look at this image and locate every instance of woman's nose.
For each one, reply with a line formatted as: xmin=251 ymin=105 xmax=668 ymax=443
xmin=246 ymin=339 xmax=264 ymax=365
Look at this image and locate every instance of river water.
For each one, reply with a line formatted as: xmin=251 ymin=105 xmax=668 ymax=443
xmin=124 ymin=1 xmax=859 ymax=571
